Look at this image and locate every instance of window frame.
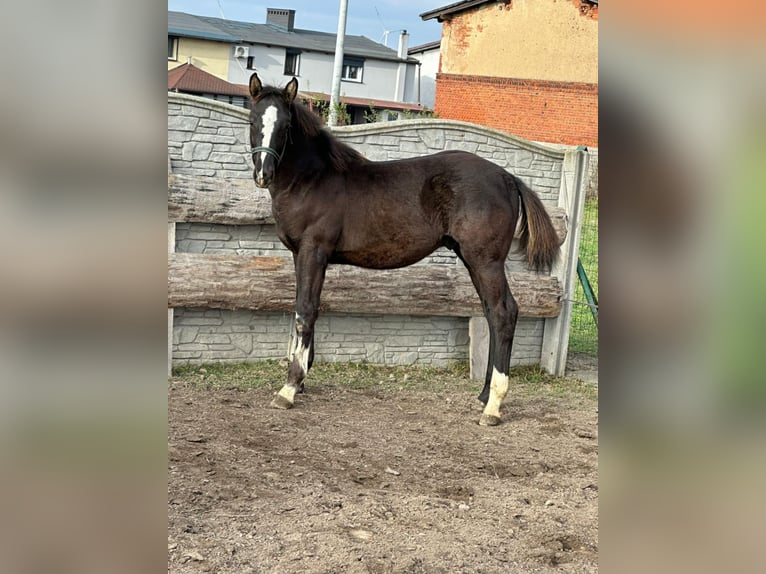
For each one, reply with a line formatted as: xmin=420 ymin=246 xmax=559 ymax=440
xmin=246 ymin=55 xmax=256 ymax=70
xmin=341 ymin=57 xmax=364 ymax=83
xmin=168 ymin=36 xmax=178 ymax=61
xmin=283 ymin=49 xmax=301 ymax=76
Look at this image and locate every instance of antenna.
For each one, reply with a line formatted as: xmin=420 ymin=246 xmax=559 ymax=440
xmin=374 ymin=6 xmax=404 ymax=48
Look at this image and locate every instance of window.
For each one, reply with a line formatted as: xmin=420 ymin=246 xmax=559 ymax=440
xmin=168 ymin=36 xmax=178 ymax=60
xmin=341 ymin=57 xmax=364 ymax=82
xmin=284 ymin=49 xmax=300 ymax=76
xmin=246 ymin=56 xmax=256 ymax=70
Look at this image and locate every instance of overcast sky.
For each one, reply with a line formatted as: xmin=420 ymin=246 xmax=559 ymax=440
xmin=168 ymin=0 xmax=444 ymax=48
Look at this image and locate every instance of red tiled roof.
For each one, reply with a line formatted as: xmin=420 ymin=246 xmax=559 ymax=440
xmin=168 ymin=63 xmax=249 ymax=97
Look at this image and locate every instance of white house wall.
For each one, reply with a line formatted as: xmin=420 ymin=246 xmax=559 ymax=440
xmin=409 ymin=48 xmax=439 ymax=109
xmin=226 ymin=44 xmax=284 ymax=87
xmin=403 ymin=64 xmax=419 ymax=106
xmin=226 ymin=45 xmax=416 ymax=103
xmin=347 ymin=58 xmax=405 ymax=101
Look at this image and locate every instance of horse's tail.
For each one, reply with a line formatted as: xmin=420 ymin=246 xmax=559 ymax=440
xmin=511 ymin=175 xmax=559 ymax=272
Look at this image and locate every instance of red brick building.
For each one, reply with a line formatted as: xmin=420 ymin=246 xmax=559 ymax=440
xmin=421 ymin=0 xmax=598 ymax=147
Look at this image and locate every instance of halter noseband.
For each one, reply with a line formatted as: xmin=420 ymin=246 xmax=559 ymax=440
xmin=249 ymin=145 xmax=285 ymax=162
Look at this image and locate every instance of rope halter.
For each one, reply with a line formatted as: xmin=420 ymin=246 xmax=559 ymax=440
xmin=249 ymin=145 xmax=285 ymax=163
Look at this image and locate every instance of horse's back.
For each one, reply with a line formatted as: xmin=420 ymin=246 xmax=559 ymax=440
xmin=332 ymin=148 xmax=518 ymax=267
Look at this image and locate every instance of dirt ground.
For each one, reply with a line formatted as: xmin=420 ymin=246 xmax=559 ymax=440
xmin=566 ymin=353 xmax=599 ymax=386
xmin=168 ymin=369 xmax=598 ymax=573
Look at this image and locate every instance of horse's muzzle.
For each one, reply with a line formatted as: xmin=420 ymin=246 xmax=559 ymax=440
xmin=254 ymin=161 xmax=275 ymax=189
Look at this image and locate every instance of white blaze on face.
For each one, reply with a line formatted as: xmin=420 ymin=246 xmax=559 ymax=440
xmin=257 ymin=105 xmax=279 ymax=182
xmin=483 ymin=367 xmax=510 ymax=419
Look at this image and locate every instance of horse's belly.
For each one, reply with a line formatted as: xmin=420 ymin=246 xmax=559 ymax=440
xmin=332 ymin=242 xmax=435 ymax=269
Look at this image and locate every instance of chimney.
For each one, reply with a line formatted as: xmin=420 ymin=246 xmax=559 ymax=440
xmin=266 ymin=8 xmax=296 ymax=32
xmin=397 ymin=30 xmax=409 ymax=59
xmin=394 ymin=30 xmax=410 ymax=102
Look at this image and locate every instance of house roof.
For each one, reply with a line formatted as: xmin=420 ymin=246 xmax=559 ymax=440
xmin=408 ymin=40 xmax=441 ymax=54
xmin=169 ymin=11 xmax=416 ymax=63
xmin=420 ymin=0 xmax=597 ymax=21
xmin=166 ymin=64 xmax=423 ymax=111
xmin=420 ymin=0 xmax=496 ymax=21
xmin=301 ymin=91 xmax=423 ymax=113
xmin=168 ymin=62 xmax=250 ymax=97
xmin=168 ymin=11 xmax=240 ymax=42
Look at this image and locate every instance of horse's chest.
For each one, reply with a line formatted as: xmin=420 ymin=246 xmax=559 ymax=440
xmin=271 ymin=188 xmax=345 ymax=254
xmin=271 ymin=203 xmax=304 ymax=254
xmin=272 ymin=215 xmax=298 ymax=253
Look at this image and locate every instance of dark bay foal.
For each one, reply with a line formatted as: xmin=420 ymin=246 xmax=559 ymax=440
xmin=248 ymin=73 xmax=558 ymax=426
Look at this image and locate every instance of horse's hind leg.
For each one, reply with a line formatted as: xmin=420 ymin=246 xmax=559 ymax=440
xmin=271 ymin=246 xmax=328 ymax=409
xmin=478 ymin=320 xmax=495 ymax=406
xmin=460 ymin=259 xmax=495 ymax=405
xmin=463 ymin=258 xmax=518 ymax=426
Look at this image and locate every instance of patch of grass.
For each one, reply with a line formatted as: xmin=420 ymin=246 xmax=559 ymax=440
xmin=172 ymin=360 xmax=596 ymax=401
xmin=510 ymin=364 xmax=598 ymax=401
xmin=306 ymin=360 xmax=472 ymax=392
xmin=173 ymin=360 xmax=284 ymax=389
xmin=173 ymin=360 xmax=475 ymax=393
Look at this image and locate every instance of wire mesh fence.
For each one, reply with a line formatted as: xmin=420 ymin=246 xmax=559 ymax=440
xmin=568 ymin=193 xmax=598 ymax=356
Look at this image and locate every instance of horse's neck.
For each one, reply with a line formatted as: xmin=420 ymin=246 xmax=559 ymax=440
xmin=274 ymin=133 xmax=325 ymax=191
xmin=286 ymin=130 xmax=328 ymax=168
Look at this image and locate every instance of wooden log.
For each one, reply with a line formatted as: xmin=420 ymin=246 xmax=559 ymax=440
xmin=167 ymin=174 xmax=568 ymax=244
xmin=168 ymin=253 xmax=562 ymax=318
xmin=168 ymin=174 xmax=273 ymax=225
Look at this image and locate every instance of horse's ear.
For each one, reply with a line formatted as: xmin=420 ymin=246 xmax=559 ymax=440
xmin=284 ymin=77 xmax=298 ymax=104
xmin=249 ymin=73 xmax=263 ymax=99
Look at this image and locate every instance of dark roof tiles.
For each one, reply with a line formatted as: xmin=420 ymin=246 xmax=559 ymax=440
xmin=169 ymin=11 xmax=413 ymax=63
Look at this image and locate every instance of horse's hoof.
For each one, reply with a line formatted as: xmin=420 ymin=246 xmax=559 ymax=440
xmin=270 ymin=395 xmax=294 ymax=410
xmin=479 ymin=414 xmax=501 ymax=427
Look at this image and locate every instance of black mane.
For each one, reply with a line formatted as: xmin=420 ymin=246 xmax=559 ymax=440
xmin=291 ymin=98 xmax=368 ymax=173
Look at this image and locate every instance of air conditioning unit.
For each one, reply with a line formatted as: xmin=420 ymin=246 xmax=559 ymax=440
xmin=234 ymin=45 xmax=249 ymax=58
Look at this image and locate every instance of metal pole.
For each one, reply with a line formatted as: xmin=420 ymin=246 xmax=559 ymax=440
xmin=328 ymin=0 xmax=349 ymax=126
xmin=417 ymin=62 xmax=421 ymax=104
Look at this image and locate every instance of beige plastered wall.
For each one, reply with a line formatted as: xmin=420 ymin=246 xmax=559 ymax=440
xmin=168 ymin=37 xmax=231 ymax=80
xmin=439 ymin=0 xmax=597 ymax=83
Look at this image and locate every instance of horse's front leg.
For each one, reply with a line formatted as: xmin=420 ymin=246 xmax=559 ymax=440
xmin=270 ymin=246 xmax=328 ymax=409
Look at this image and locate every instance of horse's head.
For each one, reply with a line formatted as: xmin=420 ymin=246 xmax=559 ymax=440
xmin=248 ymin=73 xmax=298 ymax=188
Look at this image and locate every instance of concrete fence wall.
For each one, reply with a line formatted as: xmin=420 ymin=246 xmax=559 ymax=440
xmin=168 ymin=93 xmax=581 ymax=370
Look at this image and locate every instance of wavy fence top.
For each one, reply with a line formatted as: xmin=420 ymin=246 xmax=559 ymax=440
xmin=168 ymin=93 xmax=565 ymax=205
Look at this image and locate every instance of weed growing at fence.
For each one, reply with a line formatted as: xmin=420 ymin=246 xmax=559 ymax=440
xmin=310 ymin=96 xmax=351 ymax=126
xmin=363 ymin=104 xmax=439 ymax=124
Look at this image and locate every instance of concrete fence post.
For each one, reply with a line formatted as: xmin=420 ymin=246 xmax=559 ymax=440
xmin=540 ymin=148 xmax=590 ymax=375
